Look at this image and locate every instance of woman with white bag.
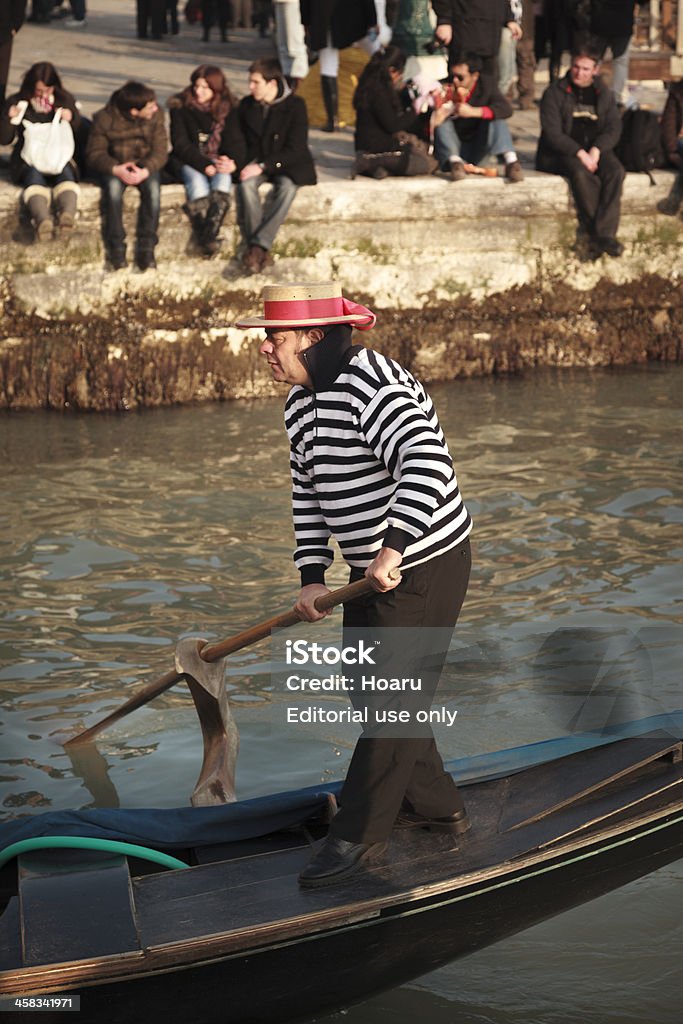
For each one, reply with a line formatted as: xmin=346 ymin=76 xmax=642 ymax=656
xmin=0 ymin=61 xmax=81 ymax=241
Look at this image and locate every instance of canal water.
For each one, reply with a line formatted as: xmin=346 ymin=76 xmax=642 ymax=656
xmin=1 ymin=364 xmax=681 ymax=1023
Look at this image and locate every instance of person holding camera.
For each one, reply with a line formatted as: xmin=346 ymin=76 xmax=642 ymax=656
xmin=433 ymin=53 xmax=523 ymax=181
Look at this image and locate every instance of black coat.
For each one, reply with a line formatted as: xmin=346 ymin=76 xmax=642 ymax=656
xmin=300 ymin=0 xmax=376 ymax=52
xmin=431 ymin=0 xmax=513 ymax=59
xmin=354 ymin=79 xmax=419 ymax=153
xmin=0 ymin=0 xmax=26 ymax=43
xmin=168 ymin=98 xmax=246 ymax=179
xmin=0 ymin=89 xmax=81 ymax=183
xmin=238 ymin=90 xmax=316 ymax=186
xmin=590 ymin=0 xmax=636 ymax=40
xmin=536 ymin=72 xmax=621 ymax=170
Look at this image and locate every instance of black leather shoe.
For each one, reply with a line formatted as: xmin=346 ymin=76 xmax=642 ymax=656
xmin=597 ymin=236 xmax=624 ymax=258
xmin=394 ymin=808 xmax=471 ymax=835
xmin=298 ymin=836 xmax=387 ymax=888
xmin=136 ymin=251 xmax=157 ymax=271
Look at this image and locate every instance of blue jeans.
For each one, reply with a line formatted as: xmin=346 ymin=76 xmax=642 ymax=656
xmin=100 ymin=171 xmax=160 ymax=254
xmin=22 ymin=164 xmax=77 ymax=188
xmin=180 ymin=164 xmax=233 ymax=201
xmin=434 ymin=118 xmax=514 ymax=168
xmin=236 ymin=172 xmax=298 ymax=252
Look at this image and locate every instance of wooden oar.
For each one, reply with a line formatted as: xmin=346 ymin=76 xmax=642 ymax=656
xmin=64 ymin=576 xmax=375 ymax=748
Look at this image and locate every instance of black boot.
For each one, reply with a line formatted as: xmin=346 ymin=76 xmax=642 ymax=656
xmin=183 ymin=196 xmax=210 ymax=249
xmin=657 ymin=172 xmax=683 ymax=216
xmin=321 ymin=75 xmax=338 ymax=133
xmin=199 ymin=191 xmax=230 ymax=257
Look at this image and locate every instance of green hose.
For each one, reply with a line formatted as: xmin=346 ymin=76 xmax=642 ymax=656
xmin=0 ymin=836 xmax=189 ymax=871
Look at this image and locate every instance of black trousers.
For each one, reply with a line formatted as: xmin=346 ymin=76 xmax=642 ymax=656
xmin=329 ymin=540 xmax=472 ymax=845
xmin=538 ymin=150 xmax=625 ymax=239
xmin=137 ymin=0 xmax=166 ymax=36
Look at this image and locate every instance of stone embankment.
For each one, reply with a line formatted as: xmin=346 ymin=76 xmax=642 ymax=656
xmin=1 ymin=171 xmax=681 ymax=411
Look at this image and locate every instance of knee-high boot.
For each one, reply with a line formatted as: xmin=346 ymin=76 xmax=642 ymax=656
xmin=657 ymin=172 xmax=683 ymax=216
xmin=23 ymin=185 xmax=53 ymax=241
xmin=321 ymin=75 xmax=338 ymax=133
xmin=199 ymin=191 xmax=230 ymax=256
xmin=53 ymin=181 xmax=80 ymax=236
xmin=183 ymin=195 xmax=211 ymax=248
xmin=351 ymin=151 xmax=406 ymax=180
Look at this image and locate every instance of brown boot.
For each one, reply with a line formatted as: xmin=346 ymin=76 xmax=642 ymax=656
xmin=54 ymin=181 xmax=80 ymax=237
xmin=24 ymin=185 xmax=53 ymax=241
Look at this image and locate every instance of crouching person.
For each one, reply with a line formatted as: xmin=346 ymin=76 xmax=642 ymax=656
xmin=87 ymin=81 xmax=168 ymax=271
xmin=0 ymin=61 xmax=81 ymax=241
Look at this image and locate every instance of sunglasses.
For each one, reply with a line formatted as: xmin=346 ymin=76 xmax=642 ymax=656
xmin=452 ymin=73 xmax=469 ymax=82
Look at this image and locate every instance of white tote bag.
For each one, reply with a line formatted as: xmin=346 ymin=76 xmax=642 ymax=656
xmin=20 ymin=108 xmax=75 ymax=176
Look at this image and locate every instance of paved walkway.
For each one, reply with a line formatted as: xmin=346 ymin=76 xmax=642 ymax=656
xmin=3 ymin=0 xmax=668 ymax=185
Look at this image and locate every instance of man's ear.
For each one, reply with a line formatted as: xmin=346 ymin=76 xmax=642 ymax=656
xmin=308 ymin=328 xmax=325 ymax=343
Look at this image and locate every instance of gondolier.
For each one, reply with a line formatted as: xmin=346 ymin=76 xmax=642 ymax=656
xmin=236 ymin=282 xmax=473 ymax=887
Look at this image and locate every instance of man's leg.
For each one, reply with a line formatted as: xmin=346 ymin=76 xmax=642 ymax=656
xmin=236 ymin=173 xmax=264 ymax=247
xmin=100 ymin=175 xmax=127 ymax=265
xmin=250 ymin=174 xmax=298 ymax=252
xmin=593 ymin=150 xmax=625 ymax=245
xmin=485 ymin=120 xmax=524 ymax=180
xmin=135 ymin=171 xmax=161 ymax=268
xmin=276 ymin=0 xmax=308 ymax=81
xmin=564 ymin=155 xmax=602 ymax=237
xmin=607 ymin=35 xmax=631 ymax=104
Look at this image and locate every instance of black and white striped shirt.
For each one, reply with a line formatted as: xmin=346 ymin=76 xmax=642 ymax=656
xmin=285 ymin=341 xmax=472 ymax=584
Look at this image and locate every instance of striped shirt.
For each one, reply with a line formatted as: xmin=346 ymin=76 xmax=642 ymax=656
xmin=285 ymin=344 xmax=472 ymax=584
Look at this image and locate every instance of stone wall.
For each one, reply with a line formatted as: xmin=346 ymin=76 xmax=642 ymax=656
xmin=0 ymin=173 xmax=681 ymax=410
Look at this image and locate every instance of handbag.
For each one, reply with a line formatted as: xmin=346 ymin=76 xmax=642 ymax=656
xmin=394 ymin=131 xmax=438 ymax=176
xmin=20 ymin=108 xmax=75 ymax=176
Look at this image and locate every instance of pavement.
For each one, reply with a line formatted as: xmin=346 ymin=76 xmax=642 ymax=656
xmin=3 ymin=0 xmax=670 ymax=184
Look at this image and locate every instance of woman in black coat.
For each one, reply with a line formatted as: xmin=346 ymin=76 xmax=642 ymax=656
xmin=168 ymin=64 xmax=245 ymax=256
xmin=352 ymin=45 xmax=422 ymax=179
xmin=300 ymin=0 xmax=377 ymax=132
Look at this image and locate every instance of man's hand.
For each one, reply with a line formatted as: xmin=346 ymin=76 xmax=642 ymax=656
xmin=365 ymin=548 xmax=403 ymax=593
xmin=588 ymin=146 xmax=601 ymax=167
xmin=214 ymin=155 xmax=236 ymax=174
xmin=435 ymin=24 xmax=453 ymax=47
xmin=508 ymin=21 xmax=523 ymax=41
xmin=295 ymin=584 xmax=332 ymax=622
xmin=454 ymin=102 xmax=480 ymax=119
xmin=240 ymin=162 xmax=263 ymax=182
xmin=577 ymin=149 xmax=598 ymax=174
xmin=113 ymin=163 xmax=149 ymax=185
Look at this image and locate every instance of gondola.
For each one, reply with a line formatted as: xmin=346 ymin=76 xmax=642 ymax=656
xmin=1 ymin=711 xmax=682 ymax=1024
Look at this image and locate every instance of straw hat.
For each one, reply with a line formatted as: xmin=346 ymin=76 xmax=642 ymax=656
xmin=235 ymin=282 xmax=376 ymax=331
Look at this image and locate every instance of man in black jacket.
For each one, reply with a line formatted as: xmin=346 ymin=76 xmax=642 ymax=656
xmin=237 ymin=58 xmax=316 ymax=274
xmin=536 ymin=39 xmax=624 ymax=258
xmin=432 ymin=0 xmax=520 ymax=76
xmin=433 ymin=54 xmax=523 ymax=181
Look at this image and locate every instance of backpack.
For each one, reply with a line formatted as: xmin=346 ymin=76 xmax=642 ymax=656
xmin=616 ymin=107 xmax=665 ymax=184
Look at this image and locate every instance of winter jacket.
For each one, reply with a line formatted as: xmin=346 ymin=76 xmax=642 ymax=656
xmin=167 ymin=97 xmax=246 ymax=178
xmin=354 ymin=79 xmax=419 ymax=153
xmin=238 ymin=86 xmax=316 ymax=185
xmin=300 ymin=0 xmax=377 ymax=52
xmin=0 ymin=0 xmax=26 ymax=43
xmin=0 ymin=89 xmax=80 ymax=183
xmin=590 ymin=0 xmax=636 ymax=40
xmin=431 ymin=0 xmax=514 ymax=59
xmin=86 ymin=95 xmax=168 ymax=177
xmin=536 ymin=71 xmax=621 ymax=170
xmin=661 ymin=81 xmax=683 ymax=169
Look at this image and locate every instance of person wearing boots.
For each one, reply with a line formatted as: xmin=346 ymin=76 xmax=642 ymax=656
xmin=87 ymin=81 xmax=168 ymax=271
xmin=200 ymin=0 xmax=231 ymax=41
xmin=300 ymin=0 xmax=378 ymax=132
xmin=657 ymin=79 xmax=683 ymax=217
xmin=169 ymin=65 xmax=245 ymax=257
xmin=352 ymin=46 xmax=423 ymax=179
xmin=0 ymin=61 xmax=81 ymax=241
xmin=236 ymin=58 xmax=316 ymax=274
xmin=235 ymin=281 xmax=473 ymax=888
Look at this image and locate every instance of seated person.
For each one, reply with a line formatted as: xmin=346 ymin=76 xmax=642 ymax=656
xmin=433 ymin=53 xmax=523 ymax=182
xmin=536 ymin=38 xmax=624 ymax=258
xmin=0 ymin=61 xmax=81 ymax=241
xmin=352 ymin=45 xmax=429 ymax=180
xmin=86 ymin=81 xmax=168 ymax=271
xmin=658 ymin=79 xmax=683 ymax=216
xmin=236 ymin=58 xmax=316 ymax=275
xmin=168 ymin=64 xmax=245 ymax=257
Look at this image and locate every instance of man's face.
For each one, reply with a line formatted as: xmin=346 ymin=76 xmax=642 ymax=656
xmin=259 ymin=330 xmax=314 ymax=386
xmin=570 ymin=57 xmax=599 ymax=89
xmin=451 ymin=64 xmax=476 ymax=93
xmin=249 ymin=72 xmax=271 ymax=102
xmin=131 ymin=100 xmax=158 ymax=120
